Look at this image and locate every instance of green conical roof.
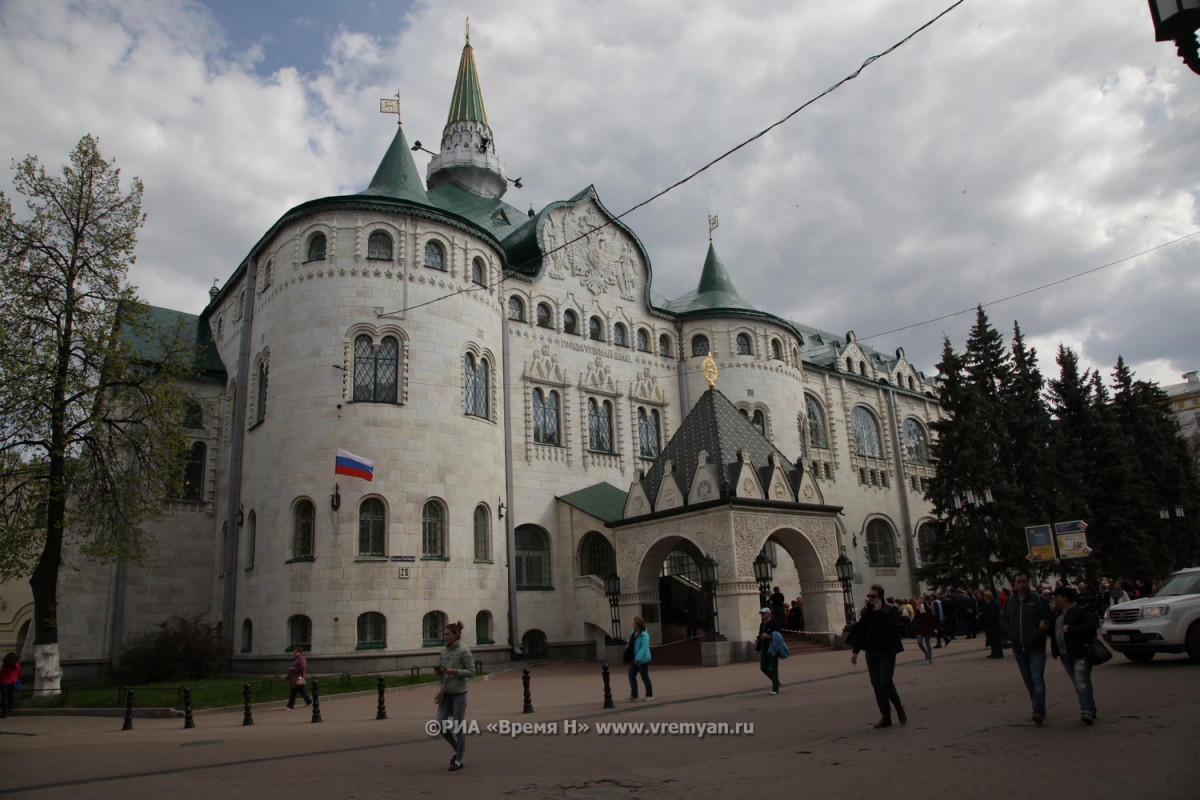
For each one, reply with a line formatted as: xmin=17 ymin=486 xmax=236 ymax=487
xmin=664 ymin=242 xmax=758 ymax=314
xmin=447 ymin=37 xmax=489 ymax=127
xmin=359 ymin=123 xmax=427 ymax=201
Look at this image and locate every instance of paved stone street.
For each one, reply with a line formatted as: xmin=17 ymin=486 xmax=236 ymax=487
xmin=2 ymin=643 xmax=1198 ymax=799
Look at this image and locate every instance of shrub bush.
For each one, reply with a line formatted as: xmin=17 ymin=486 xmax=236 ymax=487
xmin=116 ymin=614 xmax=229 ymax=683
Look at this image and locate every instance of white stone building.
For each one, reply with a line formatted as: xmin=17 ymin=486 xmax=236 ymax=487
xmin=55 ymin=34 xmax=943 ymax=676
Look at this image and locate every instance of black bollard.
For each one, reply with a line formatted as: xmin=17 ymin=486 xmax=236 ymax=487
xmin=522 ymin=668 xmax=534 ymax=714
xmin=310 ymin=678 xmax=323 ymax=723
xmin=122 ymin=689 xmax=134 ymax=731
xmin=375 ymin=675 xmax=387 ymax=720
xmin=601 ymin=664 xmax=614 ymax=709
xmin=183 ymin=687 xmax=195 ymax=729
xmin=242 ymin=683 xmax=254 ymax=726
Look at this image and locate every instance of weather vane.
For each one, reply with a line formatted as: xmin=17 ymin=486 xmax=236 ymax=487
xmin=708 ymin=213 xmax=719 ymax=242
xmin=702 ymin=351 xmax=719 ymax=389
xmin=379 ymin=89 xmax=401 ymax=125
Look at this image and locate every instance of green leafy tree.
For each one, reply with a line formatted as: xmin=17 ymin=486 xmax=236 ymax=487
xmin=0 ymin=134 xmax=195 ymax=693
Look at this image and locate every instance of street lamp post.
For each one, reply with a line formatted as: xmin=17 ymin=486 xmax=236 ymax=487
xmin=1159 ymin=506 xmax=1187 ymax=570
xmin=604 ymin=572 xmax=622 ymax=642
xmin=954 ymin=488 xmax=995 ymax=592
xmin=700 ymin=553 xmax=724 ymax=641
xmin=1147 ymin=1 xmax=1200 ymax=75
xmin=753 ymin=551 xmax=773 ymax=609
xmin=835 ymin=548 xmax=857 ymax=628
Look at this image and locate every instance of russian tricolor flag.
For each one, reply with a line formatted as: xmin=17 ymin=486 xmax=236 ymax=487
xmin=335 ymin=449 xmax=374 ymax=481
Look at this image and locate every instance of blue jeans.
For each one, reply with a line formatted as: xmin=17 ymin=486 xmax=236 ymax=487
xmin=437 ymin=691 xmax=469 ymax=761
xmin=628 ymin=661 xmax=653 ymax=698
xmin=1061 ymin=656 xmax=1096 ymax=718
xmin=865 ymin=651 xmax=902 ymax=719
xmin=916 ymin=634 xmax=933 ymax=661
xmin=1012 ymin=648 xmax=1046 ymax=716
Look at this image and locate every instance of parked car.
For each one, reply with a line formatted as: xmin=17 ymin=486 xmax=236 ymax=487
xmin=1101 ymin=567 xmax=1200 ymax=662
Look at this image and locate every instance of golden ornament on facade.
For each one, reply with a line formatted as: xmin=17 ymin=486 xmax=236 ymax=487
xmin=702 ymin=351 xmax=719 ymax=388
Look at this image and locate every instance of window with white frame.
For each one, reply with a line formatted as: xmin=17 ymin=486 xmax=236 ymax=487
xmin=358 ymin=497 xmax=385 ymax=557
xmin=866 ymin=519 xmax=898 ymax=566
xmin=588 ymin=397 xmax=613 ymax=452
xmin=515 ymin=526 xmax=551 ymax=588
xmin=636 ymin=328 xmax=650 ymax=352
xmin=474 ymin=504 xmax=491 ymax=561
xmin=613 ymin=322 xmax=628 ymax=348
xmin=637 ymin=407 xmax=661 ymax=458
xmin=422 ymin=499 xmax=446 ymax=558
xmin=804 ymin=394 xmax=828 ymax=450
xmin=353 ymin=334 xmax=399 ymax=403
xmin=464 ymin=352 xmax=489 ymax=418
xmin=532 ymin=387 xmax=560 ymax=445
xmin=850 ymin=406 xmax=883 ymax=458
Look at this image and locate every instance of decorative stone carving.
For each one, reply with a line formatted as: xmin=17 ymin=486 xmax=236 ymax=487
xmin=629 ymin=368 xmax=667 ymax=404
xmin=541 ymin=202 xmax=641 ymax=300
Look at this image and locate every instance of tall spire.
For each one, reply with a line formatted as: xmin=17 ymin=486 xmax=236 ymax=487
xmin=426 ymin=20 xmax=508 ymax=199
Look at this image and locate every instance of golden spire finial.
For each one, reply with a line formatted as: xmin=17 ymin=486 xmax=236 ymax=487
xmin=702 ymin=351 xmax=719 ymax=388
xmin=379 ymin=89 xmax=401 ymax=125
xmin=466 ymin=17 xmax=471 ymax=45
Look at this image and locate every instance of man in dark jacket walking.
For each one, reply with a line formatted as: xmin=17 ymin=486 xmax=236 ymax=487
xmin=847 ymin=583 xmax=907 ymax=728
xmin=756 ymin=607 xmax=781 ymax=694
xmin=1004 ymin=573 xmax=1051 ymax=725
xmin=1051 ymin=585 xmax=1100 ymax=725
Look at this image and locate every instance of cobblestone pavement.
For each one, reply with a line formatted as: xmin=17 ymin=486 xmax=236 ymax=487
xmin=2 ymin=643 xmax=1198 ymax=799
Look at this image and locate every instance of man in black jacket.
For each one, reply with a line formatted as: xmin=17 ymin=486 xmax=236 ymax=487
xmin=847 ymin=584 xmax=907 ymax=728
xmin=756 ymin=607 xmax=781 ymax=694
xmin=1050 ymin=585 xmax=1099 ymax=725
xmin=1003 ymin=574 xmax=1052 ymax=725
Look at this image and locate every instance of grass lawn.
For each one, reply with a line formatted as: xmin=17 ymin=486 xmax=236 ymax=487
xmin=17 ymin=671 xmax=445 ymax=711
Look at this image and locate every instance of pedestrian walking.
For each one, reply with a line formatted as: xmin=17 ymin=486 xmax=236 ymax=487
xmin=913 ymin=597 xmax=936 ymax=664
xmin=982 ymin=590 xmax=1004 ymax=659
xmin=0 ymin=651 xmax=20 ymax=718
xmin=756 ymin=607 xmax=781 ymax=694
xmin=285 ymin=646 xmax=312 ymax=710
xmin=1050 ymin=585 xmax=1099 ymax=725
xmin=626 ymin=615 xmax=653 ymax=701
xmin=846 ymin=584 xmax=907 ymax=728
xmin=436 ymin=620 xmax=476 ymax=770
xmin=1004 ymin=573 xmax=1051 ymax=725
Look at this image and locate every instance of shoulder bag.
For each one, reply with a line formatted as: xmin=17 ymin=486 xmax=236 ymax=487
xmin=1085 ymin=637 xmax=1112 ymax=665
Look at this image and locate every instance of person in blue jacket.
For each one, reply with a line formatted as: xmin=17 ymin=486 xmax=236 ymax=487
xmin=627 ymin=615 xmax=653 ymax=701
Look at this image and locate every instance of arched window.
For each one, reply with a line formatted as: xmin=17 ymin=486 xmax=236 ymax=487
xmin=637 ymin=407 xmax=661 ymax=458
xmin=613 ymin=322 xmax=628 ymax=348
xmin=804 ymin=395 xmax=828 ymax=450
xmin=588 ymin=398 xmax=613 ymax=452
xmin=691 ymin=335 xmax=710 ymax=357
xmin=507 ymin=296 xmax=525 ymax=322
xmin=636 ymin=328 xmax=650 ymax=352
xmin=240 ymin=618 xmax=252 ymax=653
xmin=261 ymin=259 xmax=273 ymax=288
xmin=532 ymin=388 xmax=560 ymax=445
xmin=422 ymin=500 xmax=445 ymax=558
xmin=245 ymin=510 xmax=256 ymax=570
xmin=589 ymin=316 xmax=604 ymax=341
xmin=850 ymin=406 xmax=883 ymax=458
xmin=751 ymin=409 xmax=766 ymax=435
xmin=357 ymin=612 xmax=386 ymax=648
xmin=474 ymin=505 xmax=491 ymax=561
xmin=771 ymin=339 xmax=783 ymax=360
xmin=476 ymin=611 xmax=493 ymax=644
xmin=287 ymin=615 xmax=312 ymax=650
xmin=353 ymin=334 xmax=399 ymax=403
xmin=859 ymin=361 xmax=867 ymax=376
xmin=424 ymin=240 xmax=445 ymax=271
xmin=515 ymin=526 xmax=551 ymax=588
xmin=903 ymin=418 xmax=931 ymax=465
xmin=471 ymin=257 xmax=486 ymax=285
xmin=464 ymin=353 xmax=489 ymax=418
xmin=255 ymin=360 xmax=268 ymax=424
xmin=367 ymin=230 xmax=392 ymax=260
xmin=183 ymin=400 xmax=203 ymax=429
xmin=908 ymin=376 xmax=915 ymax=391
xmin=306 ymin=233 xmax=326 ymax=262
xmin=358 ymin=497 xmax=386 ymax=556
xmin=535 ymin=303 xmax=552 ymax=328
xmin=866 ymin=519 xmax=898 ymax=566
xmin=293 ymin=499 xmax=315 ymax=559
xmin=580 ymin=531 xmax=615 ymax=577
xmin=916 ymin=521 xmax=938 ymax=565
xmin=659 ymin=334 xmax=673 ymax=358
xmin=845 ymin=357 xmax=853 ymax=373
xmin=563 ymin=309 xmax=578 ymax=334
xmin=422 ymin=611 xmax=446 ymax=647
xmin=736 ymin=332 xmax=753 ymax=355
xmin=181 ymin=441 xmax=206 ymax=502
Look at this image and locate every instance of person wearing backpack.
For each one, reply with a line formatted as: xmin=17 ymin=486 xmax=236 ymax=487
xmin=626 ymin=615 xmax=653 ymax=701
xmin=1003 ymin=573 xmax=1052 ymax=725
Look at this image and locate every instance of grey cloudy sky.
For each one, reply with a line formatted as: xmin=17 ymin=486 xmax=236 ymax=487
xmin=0 ymin=0 xmax=1196 ymax=387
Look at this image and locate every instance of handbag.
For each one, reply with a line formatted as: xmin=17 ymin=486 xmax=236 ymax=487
xmin=296 ymin=675 xmax=306 ymax=686
xmin=433 ymin=690 xmax=445 ymax=705
xmin=1085 ymin=637 xmax=1112 ymax=665
xmin=622 ymin=637 xmax=635 ymax=665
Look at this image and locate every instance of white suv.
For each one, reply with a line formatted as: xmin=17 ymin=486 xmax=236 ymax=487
xmin=1101 ymin=567 xmax=1200 ymax=663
